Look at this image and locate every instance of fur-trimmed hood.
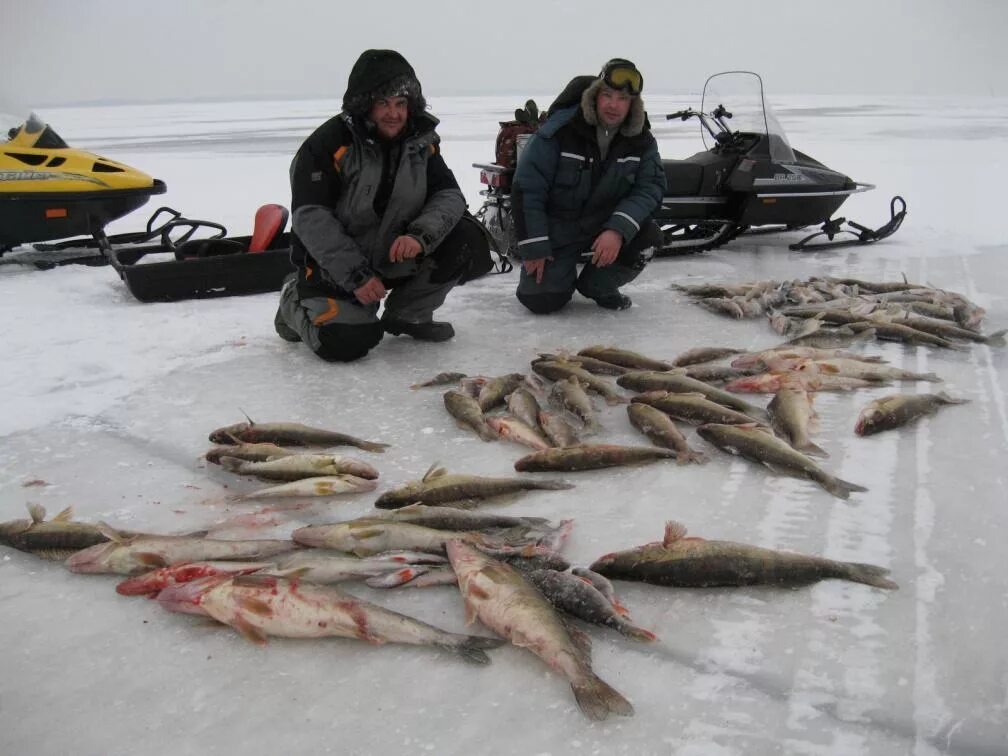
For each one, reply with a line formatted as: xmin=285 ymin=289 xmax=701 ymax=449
xmin=579 ymin=78 xmax=646 ymax=137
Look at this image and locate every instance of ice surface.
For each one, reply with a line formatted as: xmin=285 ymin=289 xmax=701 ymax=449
xmin=1 ymin=94 xmax=1006 ymax=755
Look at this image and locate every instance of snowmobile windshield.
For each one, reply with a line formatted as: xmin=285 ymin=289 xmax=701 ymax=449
xmin=702 ymin=71 xmax=795 ymax=163
xmin=6 ymin=112 xmax=69 ymax=148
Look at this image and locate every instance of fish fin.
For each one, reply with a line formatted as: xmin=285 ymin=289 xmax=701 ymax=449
xmin=52 ymin=505 xmax=75 ymax=522
xmin=663 ymin=521 xmax=688 ymax=545
xmin=27 ymin=502 xmax=46 ymax=524
xmin=439 ymin=634 xmax=506 ymax=665
xmin=935 ymin=392 xmax=970 ymax=405
xmin=225 ymin=432 xmax=245 ymax=445
xmin=277 ymin=567 xmax=311 ymax=582
xmin=135 ymin=552 xmax=169 ymax=568
xmin=237 ymin=597 xmax=274 ymax=618
xmin=843 ymin=562 xmax=899 ymax=590
xmin=232 ymin=616 xmax=269 ymax=646
xmin=797 ymin=441 xmax=830 ymax=458
xmin=365 ymin=566 xmax=428 ymax=588
xmin=97 ymin=523 xmax=128 ymax=544
xmin=563 ymin=619 xmax=594 ymax=663
xmin=620 ymin=623 xmax=659 ymax=642
xmin=461 ymin=595 xmax=481 ymax=626
xmin=357 ymin=440 xmax=391 ymax=453
xmin=820 ymin=475 xmax=869 ymax=499
xmin=239 ymin=408 xmax=256 ymax=426
xmin=571 ymin=674 xmax=635 ymax=721
xmin=916 ymin=372 xmax=942 ymax=383
xmin=985 ymin=328 xmax=1007 ymax=347
xmin=422 ymin=463 xmax=447 ymax=482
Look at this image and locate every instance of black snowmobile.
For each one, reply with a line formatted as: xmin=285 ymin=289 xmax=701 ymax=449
xmin=472 ymin=71 xmax=905 ymax=257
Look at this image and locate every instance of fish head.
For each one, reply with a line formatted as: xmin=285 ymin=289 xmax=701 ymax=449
xmin=156 ymin=574 xmax=231 ymax=615
xmin=65 ymin=541 xmax=126 ymax=574
xmin=854 ymin=406 xmax=881 ymax=436
xmin=208 ymin=423 xmax=249 ymax=444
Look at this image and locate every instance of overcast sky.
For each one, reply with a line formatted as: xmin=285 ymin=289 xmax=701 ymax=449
xmin=2 ymin=0 xmax=1006 ymax=109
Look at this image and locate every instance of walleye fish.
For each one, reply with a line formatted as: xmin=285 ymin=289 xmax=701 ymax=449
xmin=627 ymin=403 xmax=708 ymax=464
xmin=697 ymin=297 xmax=744 ymax=319
xmin=527 ymin=569 xmax=657 ymax=642
xmin=531 ymin=360 xmax=627 ymax=404
xmin=410 ymin=372 xmax=467 ymax=389
xmin=514 ymin=444 xmax=676 ymax=472
xmin=889 ymin=315 xmax=1006 ymax=346
xmin=537 ymin=352 xmax=630 ymax=376
xmin=679 ymin=364 xmax=763 ymax=383
xmin=219 ymin=453 xmax=379 ymax=481
xmin=157 ymin=574 xmax=504 ymax=663
xmin=538 ymin=410 xmax=582 ymax=448
xmin=618 ymin=371 xmax=768 ymax=419
xmin=240 ymin=474 xmax=377 ymax=499
xmin=375 ymin=464 xmax=574 ymax=509
xmin=590 ymin=521 xmax=897 ymax=589
xmin=506 ymin=387 xmax=544 ymax=428
xmin=570 ymin=567 xmax=628 ymax=616
xmin=444 ymin=389 xmax=497 ymax=441
xmin=696 ymin=423 xmax=867 ymax=499
xmin=854 ymin=392 xmax=970 ymax=435
xmin=447 ymin=541 xmax=634 ymax=720
xmin=0 ymin=504 xmax=137 ymax=561
xmin=784 ymin=325 xmax=877 ymax=349
xmin=548 ymin=376 xmax=600 ymax=431
xmin=670 ymin=347 xmax=745 ymax=367
xmin=205 ymin=441 xmax=296 ymax=464
xmin=767 ymin=387 xmax=827 ymax=457
xmin=868 ymin=321 xmax=966 ymax=349
xmin=477 ymin=373 xmax=526 ymax=412
xmin=208 ymin=420 xmax=389 ymax=452
xmin=65 ymin=531 xmax=297 ymax=575
xmin=631 ymin=391 xmax=766 ymax=426
xmin=577 ymin=345 xmax=673 ymax=371
xmin=486 ymin=416 xmax=552 ymax=451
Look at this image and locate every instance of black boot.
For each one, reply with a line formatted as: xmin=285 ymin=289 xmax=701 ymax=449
xmin=594 ymin=292 xmax=632 ymax=311
xmin=382 ymin=317 xmax=455 ymax=342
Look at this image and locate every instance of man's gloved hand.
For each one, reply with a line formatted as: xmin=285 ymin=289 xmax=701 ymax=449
xmin=354 ymin=276 xmax=387 ymax=305
xmin=591 ymin=230 xmax=623 ymax=267
xmin=389 ymin=235 xmax=423 ymax=263
xmin=523 ymin=257 xmax=553 ymax=285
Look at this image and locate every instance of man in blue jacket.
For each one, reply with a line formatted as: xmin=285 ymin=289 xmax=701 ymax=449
xmin=511 ymin=59 xmax=666 ymax=313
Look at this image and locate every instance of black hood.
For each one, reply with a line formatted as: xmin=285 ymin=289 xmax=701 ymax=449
xmin=342 ymin=49 xmax=426 ymax=117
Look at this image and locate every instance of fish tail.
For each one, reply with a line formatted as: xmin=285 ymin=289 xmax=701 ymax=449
xmin=440 ymin=634 xmax=506 ymax=665
xmin=797 ymin=441 xmax=829 ymax=458
xmin=477 ymin=424 xmax=499 ymax=442
xmin=364 ymin=566 xmax=428 ymax=588
xmin=985 ymin=329 xmax=1007 ymax=347
xmin=356 ymin=441 xmax=391 ymax=453
xmin=820 ymin=474 xmax=868 ymax=499
xmin=571 ymin=674 xmax=635 ymax=721
xmin=842 ymin=562 xmax=899 ymax=590
xmin=935 ymin=392 xmax=970 ymax=406
xmin=618 ymin=621 xmax=658 ymax=642
xmin=536 ymin=479 xmax=576 ymax=491
xmin=915 ymin=372 xmax=942 ymax=382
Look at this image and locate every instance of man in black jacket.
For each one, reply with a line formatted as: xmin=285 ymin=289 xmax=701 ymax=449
xmin=274 ymin=49 xmax=480 ymax=361
xmin=511 ymin=59 xmax=666 ymax=313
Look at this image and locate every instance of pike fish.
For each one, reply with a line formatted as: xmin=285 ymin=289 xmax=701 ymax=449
xmin=696 ymin=423 xmax=867 ymax=499
xmin=157 ymin=573 xmax=504 ymax=664
xmin=767 ymin=387 xmax=827 ymax=457
xmin=618 ymin=371 xmax=769 ymax=419
xmin=590 ymin=521 xmax=897 ymax=589
xmin=514 ymin=444 xmax=676 ymax=472
xmin=854 ymin=392 xmax=970 ymax=435
xmin=240 ymin=474 xmax=378 ymax=499
xmin=209 ymin=420 xmax=389 ymax=453
xmin=447 ymin=540 xmax=634 ymax=721
xmin=444 ymin=389 xmax=498 ymax=441
xmin=527 ymin=568 xmax=657 ymax=642
xmin=0 ymin=504 xmax=138 ymax=561
xmin=631 ymin=391 xmax=766 ymax=426
xmin=65 ymin=531 xmax=297 ymax=575
xmin=220 ymin=453 xmax=379 ymax=481
xmin=627 ymin=403 xmax=708 ymax=464
xmin=374 ymin=464 xmax=574 ymax=509
xmin=577 ymin=345 xmax=673 ymax=371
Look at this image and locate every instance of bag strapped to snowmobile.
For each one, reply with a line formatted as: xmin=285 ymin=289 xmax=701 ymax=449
xmin=789 ymin=196 xmax=907 ymax=251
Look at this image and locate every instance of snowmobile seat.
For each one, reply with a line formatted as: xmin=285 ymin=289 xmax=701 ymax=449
xmin=249 ymin=203 xmax=290 ymax=252
xmin=662 ymin=159 xmax=704 ymax=196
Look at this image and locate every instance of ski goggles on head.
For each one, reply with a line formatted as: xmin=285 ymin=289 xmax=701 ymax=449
xmin=600 ymin=60 xmax=643 ymax=95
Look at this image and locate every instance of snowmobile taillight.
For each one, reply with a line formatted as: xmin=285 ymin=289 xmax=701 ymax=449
xmin=45 ymin=208 xmax=68 ymax=218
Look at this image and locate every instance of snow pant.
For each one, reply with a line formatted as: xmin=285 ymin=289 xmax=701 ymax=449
xmin=515 ymin=219 xmax=661 ymax=314
xmin=275 ymin=218 xmax=479 ymax=362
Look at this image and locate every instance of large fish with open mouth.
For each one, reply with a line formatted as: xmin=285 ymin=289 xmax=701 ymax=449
xmin=156 ymin=573 xmax=504 ymax=664
xmin=374 ymin=464 xmax=574 ymax=509
xmin=209 ymin=420 xmax=389 ymax=452
xmin=447 ymin=540 xmax=634 ymax=721
xmin=854 ymin=392 xmax=970 ymax=435
xmin=696 ymin=423 xmax=867 ymax=499
xmin=590 ymin=521 xmax=898 ymax=589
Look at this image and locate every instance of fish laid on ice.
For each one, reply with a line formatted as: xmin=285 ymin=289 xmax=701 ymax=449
xmin=577 ymin=345 xmax=673 ymax=371
xmin=0 ymin=504 xmax=139 ymax=561
xmin=374 ymin=464 xmax=574 ymax=509
xmin=208 ymin=420 xmax=389 ymax=452
xmin=537 ymin=410 xmax=582 ymax=448
xmin=205 ymin=441 xmax=296 ymax=464
xmin=219 ymin=453 xmax=379 ymax=481
xmin=631 ymin=391 xmax=766 ymax=426
xmin=477 ymin=373 xmax=526 ymax=412
xmin=767 ymin=387 xmax=827 ymax=458
xmin=670 ymin=347 xmax=745 ymax=367
xmin=444 ymin=389 xmax=498 ymax=441
xmin=506 ymin=387 xmax=544 ymax=428
xmin=240 ymin=475 xmax=377 ymax=499
xmin=372 ymin=504 xmax=550 ymax=532
xmin=696 ymin=423 xmax=867 ymax=499
xmin=854 ymin=392 xmax=970 ymax=435
xmin=590 ymin=521 xmax=897 ymax=589
xmin=548 ymin=376 xmax=600 ymax=431
xmin=618 ymin=371 xmax=768 ymax=419
xmin=447 ymin=540 xmax=634 ymax=721
xmin=410 ymin=372 xmax=467 ymax=389
xmin=627 ymin=404 xmax=708 ymax=464
xmin=531 ymin=360 xmax=627 ymax=405
xmin=485 ymin=416 xmax=552 ymax=451
xmin=156 ymin=573 xmax=504 ymax=663
xmin=514 ymin=444 xmax=676 ymax=472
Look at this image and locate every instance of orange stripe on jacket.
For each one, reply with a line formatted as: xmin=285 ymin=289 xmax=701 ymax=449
xmin=333 ymin=146 xmax=349 ymax=172
xmin=313 ymin=299 xmax=340 ymax=325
